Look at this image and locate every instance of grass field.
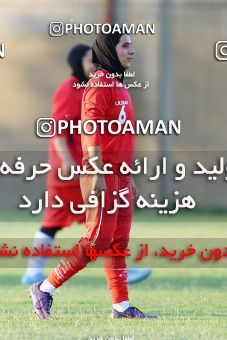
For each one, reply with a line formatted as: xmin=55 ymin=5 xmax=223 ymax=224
xmin=0 ymin=214 xmax=227 ymax=339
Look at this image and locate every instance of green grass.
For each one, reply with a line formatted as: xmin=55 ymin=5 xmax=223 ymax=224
xmin=0 ymin=215 xmax=227 ymax=339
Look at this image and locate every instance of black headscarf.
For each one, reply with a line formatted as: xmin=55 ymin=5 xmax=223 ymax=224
xmin=92 ymin=31 xmax=125 ymax=82
xmin=67 ymin=44 xmax=91 ymax=83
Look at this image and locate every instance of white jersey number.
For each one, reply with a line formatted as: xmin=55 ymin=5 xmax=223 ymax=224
xmin=118 ymin=105 xmax=126 ymax=124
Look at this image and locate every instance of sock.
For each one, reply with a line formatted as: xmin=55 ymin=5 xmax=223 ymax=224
xmin=104 ymin=267 xmax=129 ymax=303
xmin=104 ymin=256 xmax=129 ymax=304
xmin=40 ymin=279 xmax=57 ymax=295
xmin=47 ymin=238 xmax=91 ymax=288
xmin=113 ymin=300 xmax=130 ymax=312
xmin=25 ymin=230 xmax=53 ymax=276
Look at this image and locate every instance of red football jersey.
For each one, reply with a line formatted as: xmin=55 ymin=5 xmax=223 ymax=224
xmin=81 ymin=69 xmax=135 ymax=180
xmin=47 ymin=75 xmax=83 ymax=186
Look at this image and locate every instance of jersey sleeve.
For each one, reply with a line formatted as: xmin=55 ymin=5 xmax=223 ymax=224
xmin=82 ymin=84 xmax=111 ymax=146
xmin=52 ymin=87 xmax=81 ymax=139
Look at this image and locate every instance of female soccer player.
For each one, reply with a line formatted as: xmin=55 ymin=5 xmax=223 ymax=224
xmin=21 ymin=44 xmax=94 ymax=284
xmin=21 ymin=44 xmax=151 ymax=286
xmin=28 ymin=31 xmax=157 ymax=319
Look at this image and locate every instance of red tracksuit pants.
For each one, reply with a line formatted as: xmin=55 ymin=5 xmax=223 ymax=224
xmin=47 ymin=173 xmax=133 ymax=303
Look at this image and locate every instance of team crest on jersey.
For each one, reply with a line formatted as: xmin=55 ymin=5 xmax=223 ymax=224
xmin=115 ymin=100 xmax=128 ymax=106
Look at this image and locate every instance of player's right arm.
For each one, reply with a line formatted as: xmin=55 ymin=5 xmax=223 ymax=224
xmin=82 ymin=78 xmax=111 ymax=196
xmin=53 ymin=137 xmax=78 ymax=178
xmin=87 ymin=145 xmax=107 ymax=197
xmin=51 ymin=81 xmax=80 ymax=178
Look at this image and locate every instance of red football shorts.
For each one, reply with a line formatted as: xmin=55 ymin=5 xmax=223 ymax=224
xmin=80 ymin=173 xmax=133 ymax=250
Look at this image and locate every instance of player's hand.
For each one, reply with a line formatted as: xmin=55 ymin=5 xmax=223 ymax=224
xmin=132 ymin=179 xmax=139 ymax=201
xmin=61 ymin=159 xmax=79 ymax=181
xmin=92 ymin=174 xmax=107 ymax=198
